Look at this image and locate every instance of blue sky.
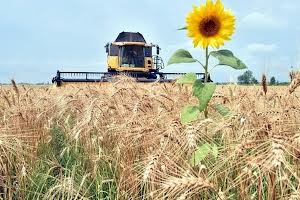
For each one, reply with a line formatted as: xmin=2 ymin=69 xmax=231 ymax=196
xmin=1 ymin=0 xmax=300 ymax=83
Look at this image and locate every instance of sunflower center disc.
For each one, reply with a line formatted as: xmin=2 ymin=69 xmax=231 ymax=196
xmin=199 ymin=16 xmax=221 ymax=37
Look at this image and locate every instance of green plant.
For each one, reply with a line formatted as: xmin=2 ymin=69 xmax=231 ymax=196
xmin=26 ymin=122 xmax=117 ymax=200
xmin=168 ymin=0 xmax=247 ymax=123
xmin=168 ymin=41 xmax=246 ymax=123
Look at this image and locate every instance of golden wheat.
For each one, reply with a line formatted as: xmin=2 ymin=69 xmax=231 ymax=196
xmin=0 ymin=77 xmax=300 ymax=199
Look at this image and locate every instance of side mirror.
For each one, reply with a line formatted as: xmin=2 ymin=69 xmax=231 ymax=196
xmin=105 ymin=44 xmax=109 ymax=53
xmin=156 ymin=46 xmax=160 ymax=55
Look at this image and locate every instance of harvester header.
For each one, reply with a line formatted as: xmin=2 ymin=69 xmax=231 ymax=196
xmin=52 ymin=32 xmax=207 ymax=86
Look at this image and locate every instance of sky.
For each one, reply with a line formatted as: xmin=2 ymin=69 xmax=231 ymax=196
xmin=1 ymin=0 xmax=300 ymax=83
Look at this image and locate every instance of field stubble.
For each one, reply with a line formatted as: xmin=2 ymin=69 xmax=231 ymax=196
xmin=0 ymin=76 xmax=300 ymax=199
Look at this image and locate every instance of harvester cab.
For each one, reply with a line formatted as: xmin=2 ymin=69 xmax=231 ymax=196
xmin=104 ymin=32 xmax=164 ymax=79
xmin=52 ymin=32 xmax=206 ymax=86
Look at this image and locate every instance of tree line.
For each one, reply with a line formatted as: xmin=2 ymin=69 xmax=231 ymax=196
xmin=237 ymin=70 xmax=282 ymax=85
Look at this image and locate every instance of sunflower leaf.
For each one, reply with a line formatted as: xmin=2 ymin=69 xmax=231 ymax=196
xmin=190 ymin=143 xmax=211 ymax=166
xmin=176 ymin=73 xmax=197 ymax=84
xmin=210 ymin=50 xmax=247 ymax=70
xmin=190 ymin=143 xmax=218 ymax=167
xmin=180 ymin=105 xmax=200 ymax=124
xmin=193 ymin=82 xmax=216 ymax=112
xmin=212 ymin=144 xmax=219 ymax=158
xmin=213 ymin=103 xmax=231 ymax=117
xmin=167 ymin=49 xmax=197 ymax=65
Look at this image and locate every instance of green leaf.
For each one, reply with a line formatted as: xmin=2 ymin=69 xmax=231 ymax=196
xmin=180 ymin=105 xmax=200 ymax=124
xmin=190 ymin=143 xmax=219 ymax=167
xmin=214 ymin=104 xmax=231 ymax=117
xmin=210 ymin=50 xmax=247 ymax=70
xmin=192 ymin=80 xmax=203 ymax=97
xmin=193 ymin=82 xmax=216 ymax=112
xmin=199 ymin=83 xmax=216 ymax=112
xmin=178 ymin=27 xmax=187 ymax=30
xmin=167 ymin=49 xmax=197 ymax=66
xmin=212 ymin=144 xmax=219 ymax=158
xmin=190 ymin=143 xmax=211 ymax=167
xmin=176 ymin=73 xmax=197 ymax=84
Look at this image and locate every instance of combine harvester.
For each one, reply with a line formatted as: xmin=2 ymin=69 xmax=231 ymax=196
xmin=52 ymin=32 xmax=209 ymax=86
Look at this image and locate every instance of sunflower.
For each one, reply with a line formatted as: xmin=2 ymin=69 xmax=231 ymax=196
xmin=186 ymin=0 xmax=235 ymax=49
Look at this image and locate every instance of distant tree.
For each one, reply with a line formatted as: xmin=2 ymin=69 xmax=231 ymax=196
xmin=270 ymin=76 xmax=276 ymax=85
xmin=251 ymin=77 xmax=258 ymax=84
xmin=238 ymin=70 xmax=252 ymax=84
xmin=238 ymin=70 xmax=258 ymax=84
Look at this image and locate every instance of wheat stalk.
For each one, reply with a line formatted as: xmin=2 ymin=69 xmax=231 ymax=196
xmin=262 ymin=74 xmax=267 ymax=95
xmin=289 ymin=72 xmax=300 ymax=94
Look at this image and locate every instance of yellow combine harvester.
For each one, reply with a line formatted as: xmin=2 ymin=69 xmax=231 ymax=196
xmin=52 ymin=32 xmax=206 ymax=86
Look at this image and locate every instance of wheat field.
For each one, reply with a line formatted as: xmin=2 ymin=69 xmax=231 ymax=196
xmin=0 ymin=75 xmax=300 ymax=200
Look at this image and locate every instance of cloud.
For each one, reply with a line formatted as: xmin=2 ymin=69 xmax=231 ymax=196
xmin=246 ymin=43 xmax=277 ymax=53
xmin=241 ymin=12 xmax=282 ymax=29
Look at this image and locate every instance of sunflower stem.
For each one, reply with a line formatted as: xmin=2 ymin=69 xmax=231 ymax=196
xmin=204 ymin=47 xmax=209 ymax=118
xmin=204 ymin=47 xmax=209 ymax=83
